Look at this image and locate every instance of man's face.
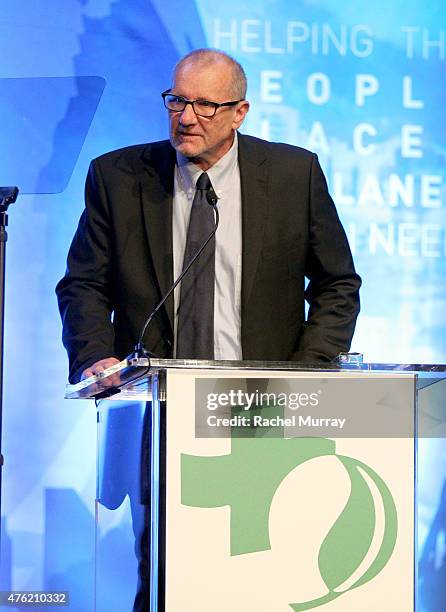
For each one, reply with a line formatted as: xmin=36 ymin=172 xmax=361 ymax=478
xmin=168 ymin=59 xmax=249 ymax=170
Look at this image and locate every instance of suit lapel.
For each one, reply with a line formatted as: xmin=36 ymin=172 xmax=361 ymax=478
xmin=139 ymin=142 xmax=176 ymax=332
xmin=238 ymin=134 xmax=269 ymax=317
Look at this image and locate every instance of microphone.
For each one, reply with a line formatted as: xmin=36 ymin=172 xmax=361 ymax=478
xmin=0 ymin=187 xmax=19 ymax=209
xmin=206 ymin=186 xmax=218 ymax=206
xmin=129 ymin=187 xmax=219 ymax=361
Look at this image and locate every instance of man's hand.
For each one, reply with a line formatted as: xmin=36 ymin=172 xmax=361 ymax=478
xmin=81 ymin=357 xmax=121 ymax=383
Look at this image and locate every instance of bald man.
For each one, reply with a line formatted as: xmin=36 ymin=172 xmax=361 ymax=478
xmin=56 ymin=48 xmax=361 ymax=383
xmin=56 ymin=48 xmax=361 ymax=611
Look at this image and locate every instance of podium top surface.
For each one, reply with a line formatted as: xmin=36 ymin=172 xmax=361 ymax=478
xmin=64 ymin=358 xmax=446 ymax=400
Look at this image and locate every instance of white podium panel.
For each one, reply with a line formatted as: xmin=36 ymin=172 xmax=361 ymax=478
xmin=164 ymin=369 xmax=414 ymax=612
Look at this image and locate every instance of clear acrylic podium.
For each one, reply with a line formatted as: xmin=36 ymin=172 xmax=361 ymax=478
xmin=65 ymin=359 xmax=446 ymax=612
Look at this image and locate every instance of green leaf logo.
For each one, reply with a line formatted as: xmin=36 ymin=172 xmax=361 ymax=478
xmin=291 ymin=455 xmax=397 ymax=610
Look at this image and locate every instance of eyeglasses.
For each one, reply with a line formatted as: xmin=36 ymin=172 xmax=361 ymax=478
xmin=161 ymin=90 xmax=243 ymax=118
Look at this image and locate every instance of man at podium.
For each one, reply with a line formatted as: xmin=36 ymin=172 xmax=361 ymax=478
xmin=56 ymin=48 xmax=361 ymax=384
xmin=56 ymin=48 xmax=361 ymax=611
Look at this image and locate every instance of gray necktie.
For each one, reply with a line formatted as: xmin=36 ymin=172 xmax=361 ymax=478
xmin=176 ymin=172 xmax=215 ymax=359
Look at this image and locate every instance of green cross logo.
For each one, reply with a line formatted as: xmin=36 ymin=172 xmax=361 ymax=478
xmin=181 ymin=409 xmax=398 ymax=610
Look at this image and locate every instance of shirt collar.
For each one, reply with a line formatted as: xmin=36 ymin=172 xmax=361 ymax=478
xmin=176 ymin=132 xmax=238 ymax=198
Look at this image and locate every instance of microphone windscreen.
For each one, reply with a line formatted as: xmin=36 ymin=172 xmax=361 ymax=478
xmin=206 ymin=188 xmax=218 ymax=207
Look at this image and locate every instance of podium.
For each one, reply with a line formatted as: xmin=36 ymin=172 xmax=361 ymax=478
xmin=66 ymin=359 xmax=446 ymax=612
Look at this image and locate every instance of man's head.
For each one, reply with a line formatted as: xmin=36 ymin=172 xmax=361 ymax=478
xmin=166 ymin=49 xmax=250 ymax=170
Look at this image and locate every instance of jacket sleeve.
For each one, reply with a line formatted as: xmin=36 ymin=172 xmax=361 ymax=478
xmin=292 ymin=154 xmax=361 ymax=362
xmin=56 ymin=160 xmax=118 ymax=383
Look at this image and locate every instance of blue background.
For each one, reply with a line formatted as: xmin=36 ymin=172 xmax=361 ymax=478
xmin=0 ymin=1 xmax=445 ymax=610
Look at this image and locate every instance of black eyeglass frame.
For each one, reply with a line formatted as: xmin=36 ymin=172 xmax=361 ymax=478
xmin=161 ymin=89 xmax=244 ymax=117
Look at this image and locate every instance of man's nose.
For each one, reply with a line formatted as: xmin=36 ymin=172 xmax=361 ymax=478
xmin=178 ymin=101 xmax=198 ymax=125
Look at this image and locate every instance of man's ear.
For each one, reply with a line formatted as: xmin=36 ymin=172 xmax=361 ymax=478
xmin=232 ymin=100 xmax=250 ymax=130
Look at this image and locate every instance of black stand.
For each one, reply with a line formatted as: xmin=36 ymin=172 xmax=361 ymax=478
xmin=0 ymin=186 xmax=18 ymax=539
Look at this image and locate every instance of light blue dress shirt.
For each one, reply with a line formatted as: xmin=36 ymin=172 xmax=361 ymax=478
xmin=172 ymin=132 xmax=242 ymax=360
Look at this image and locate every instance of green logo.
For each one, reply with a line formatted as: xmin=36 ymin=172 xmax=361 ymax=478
xmin=181 ymin=407 xmax=398 ymax=609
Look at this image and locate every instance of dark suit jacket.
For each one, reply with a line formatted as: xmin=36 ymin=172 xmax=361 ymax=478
xmin=56 ymin=133 xmax=361 ymax=383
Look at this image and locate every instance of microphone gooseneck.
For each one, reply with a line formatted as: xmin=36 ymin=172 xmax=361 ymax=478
xmin=130 ymin=193 xmax=219 ymax=360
